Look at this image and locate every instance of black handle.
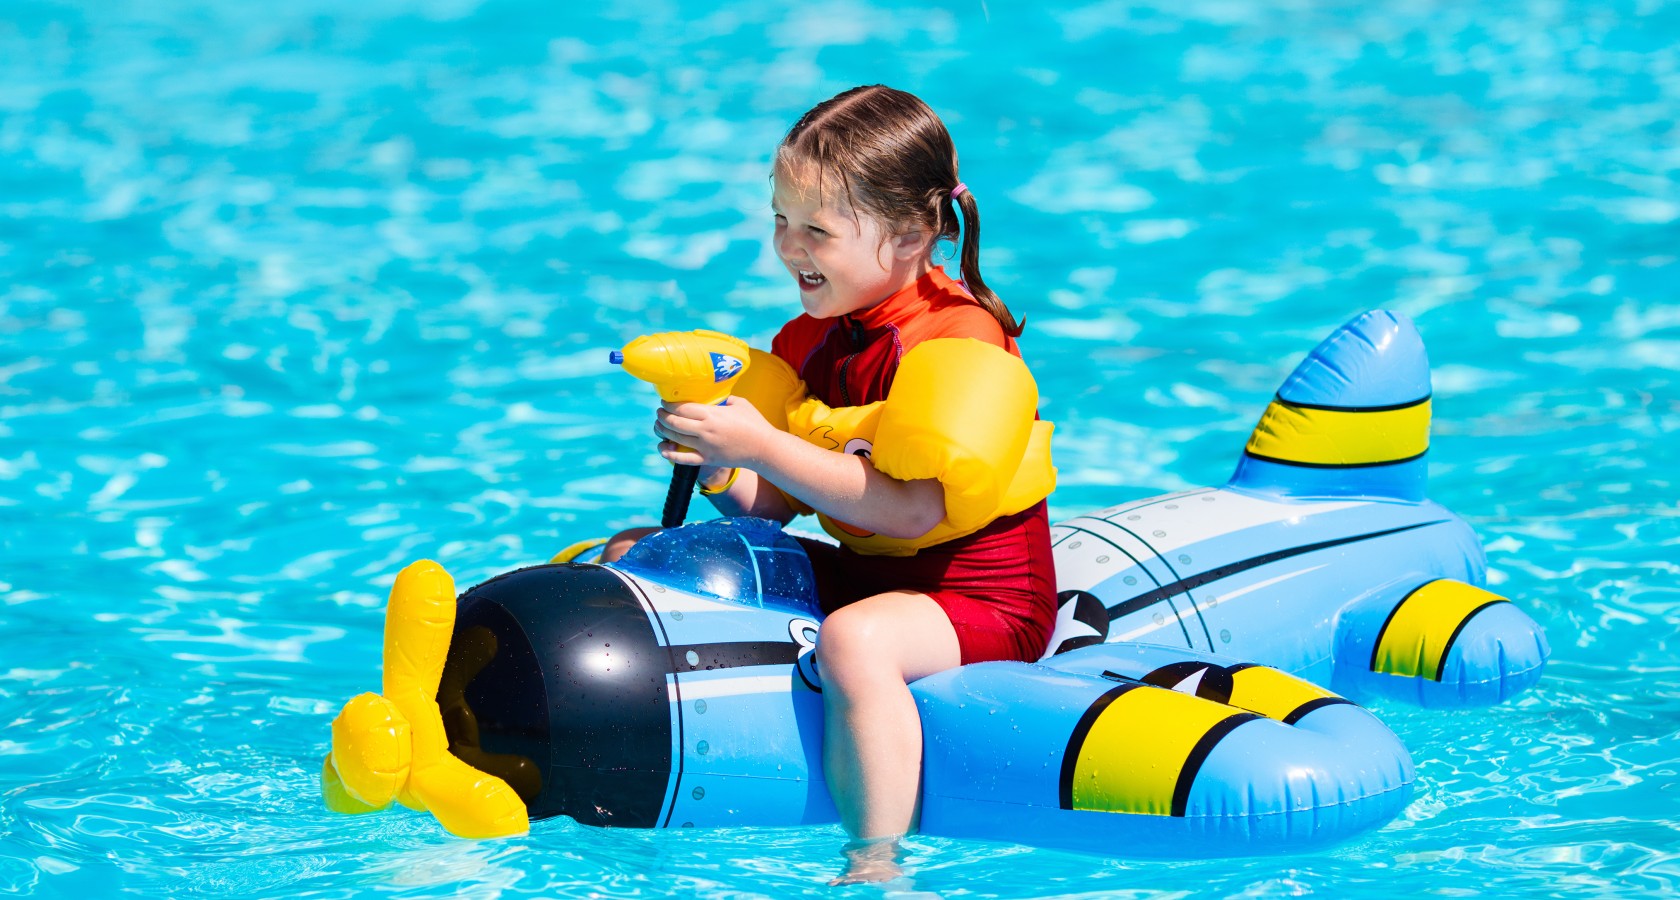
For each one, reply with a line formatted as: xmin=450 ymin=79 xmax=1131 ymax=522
xmin=663 ymin=464 xmax=699 ymax=528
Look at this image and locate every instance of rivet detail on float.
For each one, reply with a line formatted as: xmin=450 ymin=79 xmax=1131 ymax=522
xmin=1371 ymin=579 xmax=1510 ymax=681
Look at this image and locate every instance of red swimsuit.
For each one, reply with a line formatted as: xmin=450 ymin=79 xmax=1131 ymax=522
xmin=770 ymin=269 xmax=1058 ymax=665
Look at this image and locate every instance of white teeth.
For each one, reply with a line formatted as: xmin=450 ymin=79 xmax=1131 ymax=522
xmin=798 ymin=269 xmax=825 ymax=285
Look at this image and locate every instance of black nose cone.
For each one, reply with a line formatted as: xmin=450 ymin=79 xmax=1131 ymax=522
xmin=440 ymin=564 xmax=674 ymax=827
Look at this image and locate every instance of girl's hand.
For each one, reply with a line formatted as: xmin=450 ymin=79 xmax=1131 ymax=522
xmin=653 ymin=397 xmax=776 ymax=469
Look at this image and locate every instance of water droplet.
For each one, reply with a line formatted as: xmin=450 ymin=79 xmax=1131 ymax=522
xmin=1124 ymin=576 xmax=1137 ymax=585
xmin=1220 ymin=629 xmax=1232 ymax=644
xmin=1153 ymin=612 xmax=1165 ymax=625
xmin=1165 ymin=504 xmax=1177 ymax=510
xmin=681 ymin=821 xmax=693 ymax=827
xmin=694 ymin=699 xmax=707 ymax=714
xmin=670 ymin=610 xmax=684 ymax=620
xmin=1095 ymin=555 xmax=1110 ymax=564
xmin=697 ymin=740 xmax=709 ymax=755
xmin=1128 ymin=515 xmax=1141 ymax=521
xmin=1178 ymin=554 xmax=1191 ymax=564
xmin=685 ymin=650 xmax=699 ymax=666
xmin=692 ymin=786 xmax=705 ymax=800
xmin=1153 ymin=530 xmax=1166 ymax=538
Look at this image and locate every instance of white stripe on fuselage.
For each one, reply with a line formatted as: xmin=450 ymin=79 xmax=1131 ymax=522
xmin=1112 ymin=564 xmax=1328 ymax=642
xmin=1073 ymin=489 xmax=1367 ymax=557
xmin=668 ymin=673 xmax=796 ymax=701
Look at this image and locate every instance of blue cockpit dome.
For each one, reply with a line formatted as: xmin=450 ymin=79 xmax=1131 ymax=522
xmin=612 ymin=517 xmax=821 ymax=615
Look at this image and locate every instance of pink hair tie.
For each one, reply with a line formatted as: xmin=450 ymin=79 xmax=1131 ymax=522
xmin=950 ymin=182 xmax=968 ymax=200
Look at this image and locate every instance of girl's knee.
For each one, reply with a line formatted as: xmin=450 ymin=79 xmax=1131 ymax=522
xmin=816 ymin=604 xmax=896 ymax=692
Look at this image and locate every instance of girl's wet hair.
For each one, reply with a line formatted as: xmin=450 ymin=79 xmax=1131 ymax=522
xmin=775 ymin=85 xmax=1022 ymax=337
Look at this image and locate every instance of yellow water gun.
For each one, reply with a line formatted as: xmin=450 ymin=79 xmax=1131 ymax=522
xmin=611 ymin=329 xmax=751 ymax=526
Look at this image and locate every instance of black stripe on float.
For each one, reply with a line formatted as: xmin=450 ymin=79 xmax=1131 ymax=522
xmin=1432 ymin=599 xmax=1510 ymax=682
xmin=1281 ymin=697 xmax=1354 ymax=725
xmin=1058 ymin=684 xmax=1138 ymax=810
xmin=1106 ymin=522 xmax=1446 ymax=618
xmin=1242 ymin=449 xmax=1428 ymax=469
xmin=1368 ymin=580 xmax=1436 ymax=672
xmin=667 ymin=640 xmax=803 ymax=672
xmin=1170 ymin=712 xmax=1263 ymax=817
xmin=1272 ymin=394 xmax=1431 ymax=413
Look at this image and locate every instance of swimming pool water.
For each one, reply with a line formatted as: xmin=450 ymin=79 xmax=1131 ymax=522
xmin=2 ymin=0 xmax=1677 ymax=896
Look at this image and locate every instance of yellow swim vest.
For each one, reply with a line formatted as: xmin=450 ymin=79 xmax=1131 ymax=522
xmin=732 ymin=338 xmax=1056 ymax=556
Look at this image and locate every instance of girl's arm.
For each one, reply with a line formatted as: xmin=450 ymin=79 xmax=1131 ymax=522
xmin=698 ymin=466 xmax=797 ymax=522
xmin=658 ymin=399 xmax=946 ymax=540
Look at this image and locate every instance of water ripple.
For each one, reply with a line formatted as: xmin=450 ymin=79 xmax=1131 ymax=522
xmin=3 ymin=0 xmax=1678 ymax=896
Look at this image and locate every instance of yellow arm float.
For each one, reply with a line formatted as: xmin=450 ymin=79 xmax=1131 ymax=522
xmin=321 ymin=560 xmax=531 ymax=839
xmin=730 ymin=347 xmax=802 ymax=432
xmin=745 ymin=339 xmax=1056 ymax=556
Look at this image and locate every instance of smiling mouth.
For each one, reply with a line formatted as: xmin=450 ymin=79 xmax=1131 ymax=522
xmin=797 ymin=269 xmax=826 ymax=288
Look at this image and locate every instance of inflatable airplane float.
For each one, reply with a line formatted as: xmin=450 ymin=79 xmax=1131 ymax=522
xmin=319 ymin=310 xmax=1550 ymax=856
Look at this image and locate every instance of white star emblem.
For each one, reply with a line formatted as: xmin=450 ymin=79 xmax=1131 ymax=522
xmin=1048 ymin=596 xmax=1103 ymax=653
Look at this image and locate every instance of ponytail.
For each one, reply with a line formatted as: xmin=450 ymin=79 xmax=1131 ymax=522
xmin=947 ymin=187 xmax=1021 ymax=338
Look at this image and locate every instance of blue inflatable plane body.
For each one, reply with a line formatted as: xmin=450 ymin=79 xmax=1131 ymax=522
xmin=1040 ymin=309 xmax=1549 ymax=707
xmin=325 ymin=310 xmax=1551 ymax=856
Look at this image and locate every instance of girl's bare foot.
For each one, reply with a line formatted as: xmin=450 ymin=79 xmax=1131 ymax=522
xmin=829 ymin=836 xmax=904 ymax=886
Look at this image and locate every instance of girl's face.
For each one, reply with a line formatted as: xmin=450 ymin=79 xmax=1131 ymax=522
xmin=771 ymin=173 xmax=930 ymax=320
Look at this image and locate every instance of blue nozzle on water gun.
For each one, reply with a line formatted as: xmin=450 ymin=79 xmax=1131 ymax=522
xmin=608 ymin=350 xmax=624 ymax=365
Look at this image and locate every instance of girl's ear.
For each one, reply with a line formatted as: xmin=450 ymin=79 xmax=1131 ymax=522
xmin=888 ymin=229 xmax=933 ymax=261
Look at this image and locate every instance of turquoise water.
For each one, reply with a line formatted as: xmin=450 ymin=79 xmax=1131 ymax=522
xmin=2 ymin=0 xmax=1677 ymax=895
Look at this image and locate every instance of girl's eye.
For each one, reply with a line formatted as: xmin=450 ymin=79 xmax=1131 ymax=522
xmin=807 ymin=226 xmax=827 ymax=237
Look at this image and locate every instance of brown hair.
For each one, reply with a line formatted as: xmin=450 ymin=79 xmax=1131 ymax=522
xmin=774 ymin=85 xmax=1022 ymax=337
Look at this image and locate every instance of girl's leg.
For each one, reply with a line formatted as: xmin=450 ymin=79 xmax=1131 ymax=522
xmin=817 ymin=590 xmax=961 ymax=880
xmin=600 ymin=526 xmax=659 ymax=563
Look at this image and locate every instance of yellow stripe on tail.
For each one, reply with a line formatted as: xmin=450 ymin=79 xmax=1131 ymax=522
xmin=1245 ymin=397 xmax=1430 ymax=467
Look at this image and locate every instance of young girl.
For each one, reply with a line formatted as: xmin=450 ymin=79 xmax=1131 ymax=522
xmin=604 ymin=85 xmax=1057 ymax=882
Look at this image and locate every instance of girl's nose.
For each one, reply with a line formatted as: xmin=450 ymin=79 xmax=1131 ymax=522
xmin=777 ymin=231 xmax=808 ymax=265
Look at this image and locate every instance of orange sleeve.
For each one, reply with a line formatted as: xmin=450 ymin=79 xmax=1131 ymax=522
xmin=923 ymin=303 xmax=1014 ymax=354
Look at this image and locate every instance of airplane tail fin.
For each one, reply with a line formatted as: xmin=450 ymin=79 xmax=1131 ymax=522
xmin=1229 ymin=310 xmax=1431 ymax=502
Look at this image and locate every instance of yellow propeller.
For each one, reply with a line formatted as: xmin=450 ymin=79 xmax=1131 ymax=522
xmin=320 ymin=560 xmax=530 ymax=839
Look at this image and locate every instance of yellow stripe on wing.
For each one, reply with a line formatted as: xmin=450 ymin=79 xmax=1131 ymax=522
xmin=1371 ymin=579 xmax=1509 ymax=681
xmin=1063 ymin=685 xmax=1259 ymax=817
